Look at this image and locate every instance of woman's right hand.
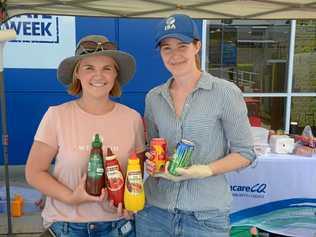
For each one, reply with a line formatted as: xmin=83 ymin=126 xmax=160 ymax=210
xmin=67 ymin=174 xmax=107 ymax=205
xmin=145 ymin=152 xmax=156 ymax=176
xmin=35 ymin=194 xmax=46 ymax=210
xmin=107 ymin=201 xmax=134 ymax=220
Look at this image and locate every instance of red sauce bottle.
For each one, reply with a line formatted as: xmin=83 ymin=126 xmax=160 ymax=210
xmin=104 ymin=148 xmax=125 ymax=207
xmin=86 ymin=134 xmax=105 ymax=196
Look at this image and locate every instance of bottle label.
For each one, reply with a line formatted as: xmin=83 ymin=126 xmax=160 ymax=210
xmin=106 ymin=165 xmax=124 ymax=191
xmin=126 ymin=171 xmax=143 ymax=195
xmin=88 ymin=153 xmax=104 ymax=179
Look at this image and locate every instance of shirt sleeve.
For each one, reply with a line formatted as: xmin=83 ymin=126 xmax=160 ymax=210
xmin=34 ymin=107 xmax=58 ymax=150
xmin=144 ymin=93 xmax=159 ymax=144
xmin=134 ymin=113 xmax=146 ymax=153
xmin=221 ymin=85 xmax=256 ymax=162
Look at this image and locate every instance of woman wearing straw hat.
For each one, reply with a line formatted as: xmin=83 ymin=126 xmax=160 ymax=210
xmin=26 ymin=35 xmax=145 ymax=237
xmin=135 ymin=14 xmax=256 ymax=236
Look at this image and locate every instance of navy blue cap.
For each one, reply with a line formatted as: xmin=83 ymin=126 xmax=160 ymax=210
xmin=155 ymin=14 xmax=200 ymax=48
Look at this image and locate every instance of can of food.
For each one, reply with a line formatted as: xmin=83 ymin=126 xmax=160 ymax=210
xmin=150 ymin=138 xmax=168 ymax=173
xmin=168 ymin=139 xmax=194 ymax=176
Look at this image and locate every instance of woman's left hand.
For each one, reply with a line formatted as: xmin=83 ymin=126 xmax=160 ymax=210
xmin=176 ymin=164 xmax=213 ymax=179
xmin=155 ymin=162 xmax=213 ymax=182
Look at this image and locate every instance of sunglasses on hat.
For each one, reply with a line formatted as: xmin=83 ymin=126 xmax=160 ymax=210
xmin=76 ymin=40 xmax=117 ymax=55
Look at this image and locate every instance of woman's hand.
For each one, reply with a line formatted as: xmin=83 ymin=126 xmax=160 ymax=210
xmin=108 ymin=200 xmax=134 ymax=220
xmin=34 ymin=194 xmax=46 ymax=209
xmin=154 ymin=162 xmax=214 ymax=182
xmin=145 ymin=152 xmax=156 ymax=176
xmin=67 ymin=174 xmax=107 ymax=205
xmin=146 ymin=151 xmax=188 ymax=181
xmin=153 ymin=161 xmax=186 ymax=182
xmin=175 ymin=164 xmax=213 ymax=179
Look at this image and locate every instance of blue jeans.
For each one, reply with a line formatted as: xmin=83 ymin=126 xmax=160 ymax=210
xmin=49 ymin=219 xmax=135 ymax=237
xmin=135 ymin=205 xmax=230 ymax=237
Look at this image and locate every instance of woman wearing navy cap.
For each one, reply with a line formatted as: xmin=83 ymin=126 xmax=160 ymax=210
xmin=135 ymin=14 xmax=256 ymax=236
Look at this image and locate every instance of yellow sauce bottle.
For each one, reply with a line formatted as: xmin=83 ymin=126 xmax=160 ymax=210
xmin=124 ymin=152 xmax=145 ymax=212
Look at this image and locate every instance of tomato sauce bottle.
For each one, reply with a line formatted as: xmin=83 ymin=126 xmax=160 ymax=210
xmin=86 ymin=134 xmax=105 ymax=196
xmin=104 ymin=148 xmax=125 ymax=207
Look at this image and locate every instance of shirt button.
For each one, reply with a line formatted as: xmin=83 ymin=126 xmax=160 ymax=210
xmin=89 ymin=224 xmax=95 ymax=230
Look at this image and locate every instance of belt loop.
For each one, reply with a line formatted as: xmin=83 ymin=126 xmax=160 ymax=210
xmin=63 ymin=222 xmax=68 ymax=234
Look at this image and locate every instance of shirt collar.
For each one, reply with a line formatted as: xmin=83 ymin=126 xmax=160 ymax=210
xmin=158 ymin=71 xmax=215 ymax=96
xmin=196 ymin=71 xmax=215 ymax=90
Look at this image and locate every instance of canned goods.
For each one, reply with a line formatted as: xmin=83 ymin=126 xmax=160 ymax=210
xmin=150 ymin=138 xmax=167 ymax=173
xmin=168 ymin=139 xmax=194 ymax=176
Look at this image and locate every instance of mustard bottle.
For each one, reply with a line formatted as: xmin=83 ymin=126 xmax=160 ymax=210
xmin=124 ymin=152 xmax=145 ymax=212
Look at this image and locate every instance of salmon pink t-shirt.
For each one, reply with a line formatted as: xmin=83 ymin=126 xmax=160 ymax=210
xmin=34 ymin=100 xmax=146 ymax=226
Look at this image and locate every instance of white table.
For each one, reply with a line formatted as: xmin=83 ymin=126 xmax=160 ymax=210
xmin=226 ymin=154 xmax=316 ymax=237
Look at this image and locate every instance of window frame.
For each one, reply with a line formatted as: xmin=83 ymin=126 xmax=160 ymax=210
xmin=202 ymin=19 xmax=316 ymax=133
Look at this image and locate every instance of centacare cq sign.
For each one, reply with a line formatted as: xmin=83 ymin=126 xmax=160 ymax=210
xmin=230 ymin=183 xmax=267 ymax=199
xmin=1 ymin=14 xmax=75 ymax=69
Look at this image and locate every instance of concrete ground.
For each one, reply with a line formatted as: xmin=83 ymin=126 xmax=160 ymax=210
xmin=0 ymin=165 xmax=44 ymax=236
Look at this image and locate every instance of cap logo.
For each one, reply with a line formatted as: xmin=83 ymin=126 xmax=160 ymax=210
xmin=164 ymin=16 xmax=176 ymax=31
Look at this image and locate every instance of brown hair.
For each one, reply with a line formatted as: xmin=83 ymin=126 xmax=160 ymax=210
xmin=67 ymin=60 xmax=122 ymax=97
xmin=109 ymin=77 xmax=122 ymax=97
xmin=193 ymin=40 xmax=201 ymax=70
xmin=67 ymin=62 xmax=82 ymax=96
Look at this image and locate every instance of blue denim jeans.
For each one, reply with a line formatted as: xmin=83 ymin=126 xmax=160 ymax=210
xmin=49 ymin=219 xmax=135 ymax=237
xmin=135 ymin=205 xmax=230 ymax=237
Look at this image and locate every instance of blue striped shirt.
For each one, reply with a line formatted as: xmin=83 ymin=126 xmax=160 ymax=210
xmin=144 ymin=71 xmax=256 ymax=212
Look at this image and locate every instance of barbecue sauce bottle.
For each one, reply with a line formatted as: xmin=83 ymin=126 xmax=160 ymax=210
xmin=104 ymin=148 xmax=125 ymax=207
xmin=86 ymin=134 xmax=105 ymax=196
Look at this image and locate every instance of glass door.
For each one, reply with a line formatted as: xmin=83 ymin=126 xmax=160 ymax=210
xmin=206 ymin=20 xmax=290 ymax=130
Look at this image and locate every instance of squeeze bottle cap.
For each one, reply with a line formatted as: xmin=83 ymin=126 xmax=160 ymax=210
xmin=92 ymin=134 xmax=102 ymax=148
xmin=107 ymin=148 xmax=114 ymax=156
xmin=128 ymin=152 xmax=140 ymax=164
xmin=130 ymin=152 xmax=138 ymax=160
xmin=106 ymin=147 xmax=116 ymax=160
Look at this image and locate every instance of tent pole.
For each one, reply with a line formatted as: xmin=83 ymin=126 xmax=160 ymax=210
xmin=0 ymin=41 xmax=12 ymax=236
xmin=0 ymin=29 xmax=17 ymax=237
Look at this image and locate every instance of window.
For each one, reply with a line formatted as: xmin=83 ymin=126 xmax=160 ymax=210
xmin=204 ymin=20 xmax=316 ymax=134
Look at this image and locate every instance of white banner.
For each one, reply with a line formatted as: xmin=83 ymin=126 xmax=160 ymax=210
xmin=227 ymin=154 xmax=316 ymax=213
xmin=1 ymin=14 xmax=76 ymax=69
xmin=226 ymin=154 xmax=316 ymax=237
